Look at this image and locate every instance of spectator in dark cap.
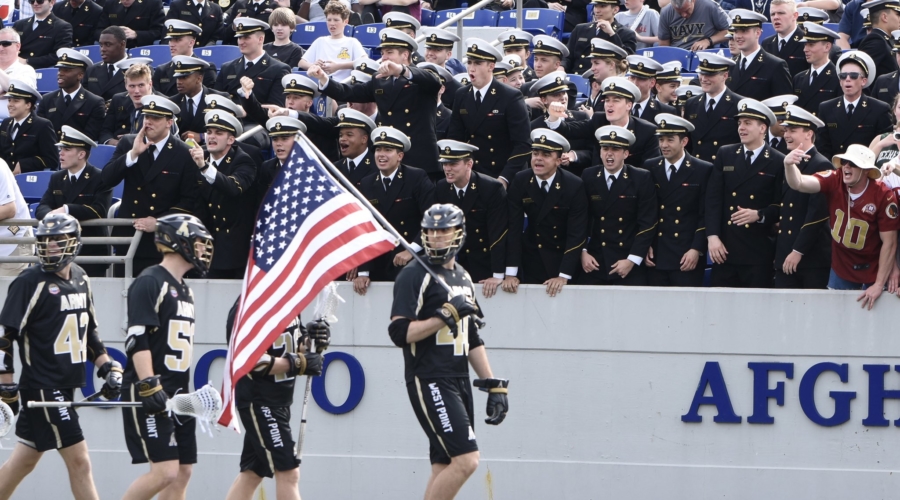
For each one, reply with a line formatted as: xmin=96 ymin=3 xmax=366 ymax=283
xmin=793 ymin=22 xmax=841 ymax=116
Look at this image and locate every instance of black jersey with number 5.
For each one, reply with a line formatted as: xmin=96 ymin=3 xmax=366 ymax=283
xmin=123 ymin=265 xmax=195 ymax=394
xmin=0 ymin=265 xmax=103 ymax=390
xmin=391 ymin=262 xmax=484 ymax=384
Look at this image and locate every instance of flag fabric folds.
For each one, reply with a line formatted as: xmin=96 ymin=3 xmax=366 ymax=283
xmin=218 ymin=135 xmax=395 ymax=430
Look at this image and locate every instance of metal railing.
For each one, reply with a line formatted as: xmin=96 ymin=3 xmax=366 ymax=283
xmin=0 ymin=219 xmax=144 ymax=278
xmin=417 ymin=0 xmax=523 ymax=60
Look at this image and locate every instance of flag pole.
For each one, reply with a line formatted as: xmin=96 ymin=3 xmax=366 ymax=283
xmin=293 ymin=132 xmax=481 ymax=310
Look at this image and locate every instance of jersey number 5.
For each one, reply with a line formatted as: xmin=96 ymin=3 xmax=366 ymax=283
xmin=165 ymin=319 xmax=194 ymax=372
xmin=436 ymin=320 xmax=469 ymax=356
xmin=831 ymin=209 xmax=869 ymax=250
xmin=54 ymin=312 xmax=89 ymax=363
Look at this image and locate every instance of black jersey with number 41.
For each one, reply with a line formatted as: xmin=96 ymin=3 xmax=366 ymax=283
xmin=0 ymin=265 xmax=103 ymax=390
xmin=391 ymin=262 xmax=484 ymax=384
xmin=123 ymin=266 xmax=195 ymax=394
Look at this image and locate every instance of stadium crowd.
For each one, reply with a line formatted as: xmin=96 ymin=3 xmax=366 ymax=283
xmin=0 ymin=0 xmax=894 ymax=306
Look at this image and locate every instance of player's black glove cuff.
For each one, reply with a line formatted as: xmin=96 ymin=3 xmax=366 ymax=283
xmin=98 ymin=360 xmax=123 ymax=401
xmin=285 ymin=352 xmax=323 ymax=377
xmin=436 ymin=295 xmax=479 ymax=338
xmin=0 ymin=383 xmax=19 ymax=416
xmin=136 ymin=376 xmax=168 ymax=415
xmin=474 ymin=378 xmax=508 ymax=425
xmin=305 ymin=320 xmax=331 ymax=353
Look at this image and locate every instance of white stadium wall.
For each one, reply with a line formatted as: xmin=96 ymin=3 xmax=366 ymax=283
xmin=2 ymin=280 xmax=900 ymax=499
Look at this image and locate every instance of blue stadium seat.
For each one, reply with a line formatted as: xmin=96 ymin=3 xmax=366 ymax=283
xmin=196 ymin=45 xmax=242 ymax=67
xmin=421 ymin=8 xmax=435 ymax=26
xmin=637 ymin=47 xmax=692 ymax=71
xmin=567 ymin=74 xmax=589 ymax=97
xmin=130 ymin=45 xmax=172 ymax=68
xmin=75 ymin=44 xmax=102 ymax=64
xmin=498 ymin=9 xmax=564 ymax=37
xmin=11 ymin=9 xmax=18 ymax=23
xmin=760 ymin=22 xmax=775 ymax=41
xmin=354 ymin=23 xmax=386 ymax=48
xmin=434 ymin=8 xmax=498 ymax=27
xmin=291 ymin=69 xmax=308 ymax=78
xmin=292 ymin=21 xmax=328 ymax=47
xmin=824 ymin=22 xmax=838 ymax=32
xmin=35 ymin=68 xmax=58 ymax=94
xmin=112 ymin=182 xmax=124 ymax=200
xmin=89 ymin=145 xmax=116 ymax=168
xmin=16 ymin=171 xmax=53 ymax=203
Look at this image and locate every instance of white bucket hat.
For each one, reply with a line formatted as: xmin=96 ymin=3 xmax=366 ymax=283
xmin=833 ymin=144 xmax=881 ymax=180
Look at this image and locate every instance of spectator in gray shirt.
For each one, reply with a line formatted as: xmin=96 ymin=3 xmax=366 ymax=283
xmin=658 ymin=0 xmax=730 ymax=50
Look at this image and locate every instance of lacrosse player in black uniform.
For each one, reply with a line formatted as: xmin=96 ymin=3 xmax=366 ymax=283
xmin=223 ymin=299 xmax=329 ymax=500
xmin=0 ymin=214 xmax=122 ymax=500
xmin=390 ymin=204 xmax=509 ymax=500
xmin=120 ymin=214 xmax=213 ymax=500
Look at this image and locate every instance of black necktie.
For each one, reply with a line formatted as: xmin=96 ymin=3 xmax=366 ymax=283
xmin=383 ymin=177 xmax=391 ymax=190
xmin=457 ymin=188 xmax=464 ymax=200
xmin=810 ymin=70 xmax=817 ymax=85
xmin=107 ymin=64 xmax=114 ymax=79
xmin=64 ymin=94 xmax=71 ymax=107
xmin=10 ymin=123 xmax=19 ymax=139
xmin=741 ymin=57 xmax=747 ymax=73
xmin=668 ymin=165 xmax=675 ymax=180
xmin=745 ymin=150 xmax=753 ymax=165
xmin=347 ymin=159 xmax=354 ymax=171
xmin=69 ymin=175 xmax=76 ymax=184
xmin=475 ymin=90 xmax=482 ymax=109
xmin=540 ymin=180 xmax=548 ymax=192
xmin=779 ymin=39 xmax=786 ymax=53
xmin=847 ymin=103 xmax=855 ymax=117
xmin=707 ymin=98 xmax=715 ymax=114
xmin=771 ymin=137 xmax=779 ymax=148
xmin=633 ymin=103 xmax=641 ymax=117
xmin=196 ymin=2 xmax=203 ymax=15
xmin=246 ymin=61 xmax=254 ymax=72
xmin=608 ymin=175 xmax=616 ymax=189
xmin=187 ymin=98 xmax=194 ymax=116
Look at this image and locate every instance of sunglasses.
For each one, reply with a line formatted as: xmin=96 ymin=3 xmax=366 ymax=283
xmin=0 ymin=41 xmax=17 ymax=47
xmin=840 ymin=159 xmax=858 ymax=168
xmin=27 ymin=0 xmax=47 ymax=4
xmin=838 ymin=72 xmax=862 ymax=80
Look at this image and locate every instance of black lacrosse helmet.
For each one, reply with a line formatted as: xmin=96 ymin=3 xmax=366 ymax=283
xmin=35 ymin=213 xmax=82 ymax=272
xmin=421 ymin=203 xmax=466 ymax=265
xmin=155 ymin=214 xmax=214 ymax=276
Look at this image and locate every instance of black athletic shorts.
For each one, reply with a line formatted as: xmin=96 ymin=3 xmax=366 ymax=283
xmin=16 ymin=388 xmax=84 ymax=452
xmin=407 ymin=376 xmax=478 ymax=465
xmin=122 ymin=384 xmax=197 ymax=465
xmin=238 ymin=404 xmax=299 ymax=478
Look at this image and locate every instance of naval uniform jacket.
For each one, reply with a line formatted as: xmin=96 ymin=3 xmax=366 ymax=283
xmin=727 ymin=49 xmax=794 ymax=102
xmin=165 ymin=0 xmax=224 ymax=47
xmin=100 ymin=133 xmax=200 ymax=259
xmin=643 ymin=154 xmax=713 ymax=270
xmin=564 ymin=20 xmax=637 ymax=73
xmin=582 ymin=163 xmax=657 ymax=273
xmin=214 ymin=53 xmax=290 ymax=106
xmin=94 ymin=0 xmax=166 ymax=48
xmin=815 ymin=94 xmax=892 ymax=159
xmin=792 ymin=62 xmax=840 ymax=116
xmin=13 ymin=13 xmax=73 ymax=69
xmin=36 ymin=86 xmax=105 ymax=141
xmin=774 ymin=146 xmax=832 ymax=269
xmin=52 ymin=0 xmax=102 ymax=48
xmin=858 ymin=27 xmax=899 ymax=78
xmin=448 ymin=80 xmax=532 ymax=181
xmin=435 ymin=171 xmax=508 ymax=282
xmin=506 ymin=167 xmax=588 ymax=282
xmin=322 ymin=67 xmax=443 ymax=176
xmin=683 ymin=88 xmax=743 ymax=163
xmin=84 ymin=61 xmax=126 ymax=102
xmin=36 ymin=164 xmax=112 ymax=259
xmin=552 ymin=114 xmax=660 ymax=170
xmin=153 ymin=60 xmax=219 ymax=98
xmin=706 ymin=143 xmax=785 ymax=267
xmin=0 ymin=113 xmax=59 ymax=172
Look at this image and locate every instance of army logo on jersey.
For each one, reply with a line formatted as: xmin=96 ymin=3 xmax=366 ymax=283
xmin=48 ymin=284 xmax=60 ymax=295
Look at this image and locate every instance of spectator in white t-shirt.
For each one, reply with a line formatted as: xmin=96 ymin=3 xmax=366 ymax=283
xmin=298 ymin=2 xmax=366 ymax=82
xmin=0 ymin=158 xmax=33 ymax=276
xmin=615 ymin=0 xmax=660 ymax=49
xmin=0 ymin=28 xmax=36 ymax=122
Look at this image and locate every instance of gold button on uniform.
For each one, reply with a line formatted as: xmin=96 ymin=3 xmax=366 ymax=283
xmin=676 ymin=207 xmax=681 ymax=211
xmin=660 ymin=205 xmax=665 ymax=210
xmin=674 ymin=233 xmax=678 ymax=237
xmin=749 ymin=195 xmax=754 ymax=200
xmin=387 ymin=111 xmax=392 ymax=116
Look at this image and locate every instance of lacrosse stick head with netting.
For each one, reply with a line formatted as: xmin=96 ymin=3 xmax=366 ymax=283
xmin=168 ymin=384 xmax=222 ymax=435
xmin=0 ymin=400 xmax=13 ymax=438
xmin=307 ymin=283 xmax=343 ymax=352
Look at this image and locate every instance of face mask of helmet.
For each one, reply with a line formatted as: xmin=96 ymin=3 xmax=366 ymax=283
xmin=154 ymin=215 xmax=215 ymax=277
xmin=422 ymin=227 xmax=465 ymax=265
xmin=36 ymin=233 xmax=81 ymax=272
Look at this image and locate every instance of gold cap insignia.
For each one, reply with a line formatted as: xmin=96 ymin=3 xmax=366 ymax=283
xmin=555 ymin=76 xmax=562 ymax=84
xmin=472 ymin=43 xmax=478 ymax=51
xmin=659 ymin=120 xmax=666 ymax=128
xmin=61 ymin=53 xmax=68 ymax=60
xmin=610 ymin=131 xmax=617 ymax=139
xmin=735 ymin=15 xmax=742 ymax=22
xmin=210 ymin=99 xmax=216 ymax=107
xmin=176 ymin=61 xmax=182 ymax=67
xmin=785 ymin=111 xmax=791 ymax=119
xmin=510 ymin=35 xmax=516 ymax=41
xmin=381 ymin=33 xmax=387 ymax=41
xmin=536 ymin=40 xmax=543 ymax=47
xmin=212 ymin=114 xmax=219 ymax=122
xmin=237 ymin=23 xmax=243 ymax=30
xmin=386 ymin=18 xmax=393 ymax=25
xmin=430 ymin=34 xmax=436 ymax=41
xmin=380 ymin=131 xmax=387 ymax=139
xmin=444 ymin=146 xmax=451 ymax=154
xmin=741 ymin=103 xmax=747 ymax=111
xmin=540 ymin=135 xmax=546 ymax=143
xmin=149 ymin=101 xmax=156 ymax=109
xmin=275 ymin=122 xmax=282 ymax=130
xmin=703 ymin=59 xmax=709 ymax=65
xmin=609 ymin=82 xmax=616 ymax=89
xmin=339 ymin=113 xmax=345 ymax=120
xmin=290 ymin=79 xmax=296 ymax=86
xmin=638 ymin=62 xmax=644 ymax=69
xmin=782 ymin=101 xmax=788 ymax=107
xmin=168 ymin=24 xmax=174 ymax=31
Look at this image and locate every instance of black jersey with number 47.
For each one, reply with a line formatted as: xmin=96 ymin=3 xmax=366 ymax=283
xmin=0 ymin=265 xmax=104 ymax=390
xmin=391 ymin=262 xmax=484 ymax=384
xmin=123 ymin=265 xmax=195 ymax=394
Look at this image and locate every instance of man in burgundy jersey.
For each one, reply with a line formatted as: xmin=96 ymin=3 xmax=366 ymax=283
xmin=784 ymin=144 xmax=900 ymax=309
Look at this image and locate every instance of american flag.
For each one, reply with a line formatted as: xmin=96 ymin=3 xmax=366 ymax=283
xmin=218 ymin=135 xmax=396 ymax=430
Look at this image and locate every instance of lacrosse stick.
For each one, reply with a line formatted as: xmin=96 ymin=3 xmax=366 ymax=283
xmin=28 ymin=384 xmax=223 ymax=429
xmin=295 ymin=282 xmax=343 ymax=463
xmin=0 ymin=400 xmax=13 ymax=438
